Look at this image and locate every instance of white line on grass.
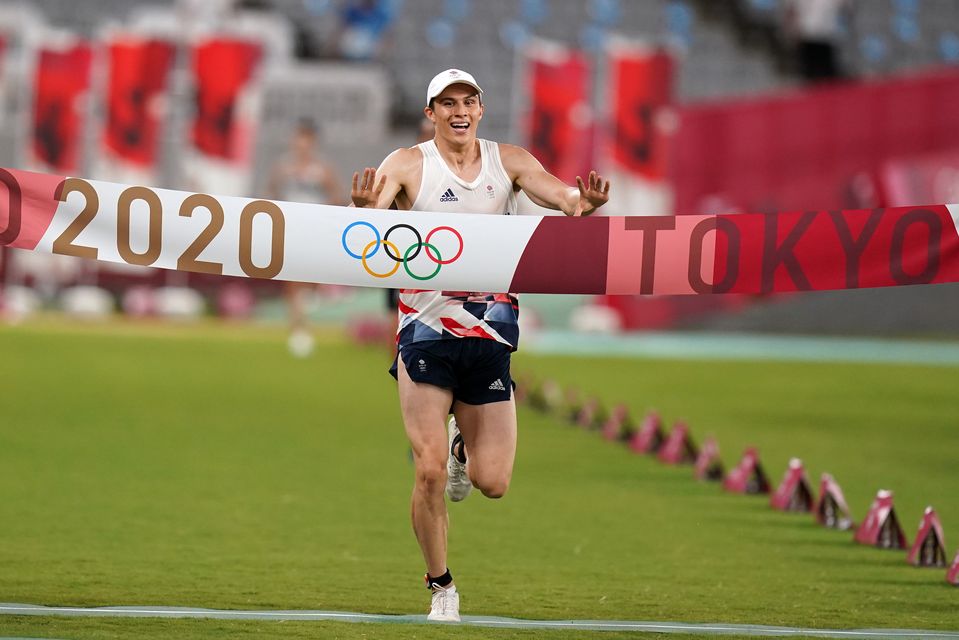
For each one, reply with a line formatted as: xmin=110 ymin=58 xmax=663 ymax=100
xmin=525 ymin=331 xmax=959 ymax=367
xmin=1 ymin=603 xmax=957 ymax=638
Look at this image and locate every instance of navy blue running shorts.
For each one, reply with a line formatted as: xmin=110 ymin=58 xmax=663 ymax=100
xmin=389 ymin=339 xmax=513 ymax=405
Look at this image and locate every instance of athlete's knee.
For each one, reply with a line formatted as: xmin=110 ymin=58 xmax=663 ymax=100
xmin=472 ymin=471 xmax=510 ymax=499
xmin=414 ymin=457 xmax=447 ymax=495
xmin=480 ymin=479 xmax=510 ymax=499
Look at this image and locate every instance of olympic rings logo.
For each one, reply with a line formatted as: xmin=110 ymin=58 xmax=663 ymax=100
xmin=341 ymin=221 xmax=464 ymax=281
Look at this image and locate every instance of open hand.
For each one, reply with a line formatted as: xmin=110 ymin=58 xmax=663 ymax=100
xmin=351 ymin=167 xmax=386 ymax=208
xmin=572 ymin=171 xmax=610 ymax=217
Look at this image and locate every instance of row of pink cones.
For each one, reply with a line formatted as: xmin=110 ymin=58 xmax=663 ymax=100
xmin=516 ymin=377 xmax=958 ymax=585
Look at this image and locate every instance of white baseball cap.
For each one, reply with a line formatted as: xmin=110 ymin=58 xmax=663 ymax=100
xmin=426 ymin=68 xmax=483 ymax=106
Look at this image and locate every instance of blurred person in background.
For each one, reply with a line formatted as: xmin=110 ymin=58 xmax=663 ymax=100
xmin=784 ymin=0 xmax=853 ymax=82
xmin=351 ymin=69 xmax=610 ymax=622
xmin=268 ymin=118 xmax=344 ymax=357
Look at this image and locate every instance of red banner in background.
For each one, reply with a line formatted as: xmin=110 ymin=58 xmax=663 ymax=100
xmin=190 ymin=38 xmax=262 ymax=163
xmin=609 ymin=46 xmax=674 ymax=181
xmin=31 ymin=43 xmax=92 ymax=173
xmin=671 ymin=69 xmax=959 ymax=215
xmin=103 ymin=38 xmax=175 ymax=168
xmin=524 ymin=42 xmax=592 ymax=184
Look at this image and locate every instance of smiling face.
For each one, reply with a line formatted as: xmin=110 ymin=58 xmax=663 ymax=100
xmin=425 ymin=83 xmax=484 ymax=145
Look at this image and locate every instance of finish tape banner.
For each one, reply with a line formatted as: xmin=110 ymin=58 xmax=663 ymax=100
xmin=2 ymin=168 xmax=959 ymax=295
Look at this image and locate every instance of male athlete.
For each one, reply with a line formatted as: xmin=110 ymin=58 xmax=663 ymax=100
xmin=351 ymin=69 xmax=610 ymax=622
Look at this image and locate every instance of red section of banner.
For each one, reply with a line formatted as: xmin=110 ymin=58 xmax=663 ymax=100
xmin=715 ymin=206 xmax=959 ymax=294
xmin=0 ymin=168 xmax=67 ymax=250
xmin=31 ymin=43 xmax=93 ymax=173
xmin=672 ymin=70 xmax=959 ymax=215
xmin=517 ymin=203 xmax=959 ymax=294
xmin=609 ymin=48 xmax=673 ymax=180
xmin=525 ymin=47 xmax=592 ymax=184
xmin=191 ymin=38 xmax=262 ymax=161
xmin=104 ymin=38 xmax=175 ymax=168
xmin=510 ymin=216 xmax=609 ymax=293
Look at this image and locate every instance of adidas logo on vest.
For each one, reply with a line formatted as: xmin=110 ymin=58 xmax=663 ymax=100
xmin=440 ymin=188 xmax=459 ymax=202
xmin=488 ymin=379 xmax=505 ymax=391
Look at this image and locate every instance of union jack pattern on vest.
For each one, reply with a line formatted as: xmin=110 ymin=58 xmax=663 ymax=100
xmin=398 ymin=290 xmax=520 ymax=350
xmin=397 ymin=138 xmax=520 ymax=351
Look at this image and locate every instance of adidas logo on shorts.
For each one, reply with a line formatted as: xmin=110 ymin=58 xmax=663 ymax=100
xmin=440 ymin=188 xmax=459 ymax=202
xmin=488 ymin=379 xmax=505 ymax=391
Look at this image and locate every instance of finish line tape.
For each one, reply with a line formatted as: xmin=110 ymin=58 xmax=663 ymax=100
xmin=1 ymin=603 xmax=958 ymax=638
xmin=2 ymin=168 xmax=958 ymax=295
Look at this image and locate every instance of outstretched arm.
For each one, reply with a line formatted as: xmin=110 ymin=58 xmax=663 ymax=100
xmin=350 ymin=147 xmax=417 ymax=209
xmin=500 ymin=144 xmax=610 ymax=216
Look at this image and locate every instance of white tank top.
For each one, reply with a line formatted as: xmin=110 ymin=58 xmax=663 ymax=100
xmin=396 ymin=138 xmax=521 ymax=350
xmin=411 ymin=139 xmax=518 ymax=215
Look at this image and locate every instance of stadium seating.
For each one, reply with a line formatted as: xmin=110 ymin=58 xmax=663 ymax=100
xmin=18 ymin=0 xmax=959 ymax=128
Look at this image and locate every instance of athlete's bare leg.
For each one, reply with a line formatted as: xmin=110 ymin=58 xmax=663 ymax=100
xmin=396 ymin=356 xmax=455 ymax=580
xmin=285 ymin=282 xmax=308 ymax=332
xmin=285 ymin=282 xmax=315 ymax=357
xmin=452 ymin=398 xmax=517 ymax=498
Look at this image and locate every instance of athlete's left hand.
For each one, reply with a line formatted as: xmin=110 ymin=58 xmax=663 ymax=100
xmin=571 ymin=171 xmax=611 ymax=217
xmin=351 ymin=167 xmax=386 ymax=208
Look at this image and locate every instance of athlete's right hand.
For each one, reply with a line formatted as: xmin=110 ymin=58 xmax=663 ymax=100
xmin=351 ymin=167 xmax=386 ymax=208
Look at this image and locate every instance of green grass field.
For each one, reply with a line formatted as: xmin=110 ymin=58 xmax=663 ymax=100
xmin=1 ymin=319 xmax=957 ymax=639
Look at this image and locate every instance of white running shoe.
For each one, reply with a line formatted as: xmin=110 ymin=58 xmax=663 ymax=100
xmin=428 ymin=584 xmax=460 ymax=622
xmin=287 ymin=330 xmax=314 ymax=358
xmin=445 ymin=416 xmax=472 ymax=502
